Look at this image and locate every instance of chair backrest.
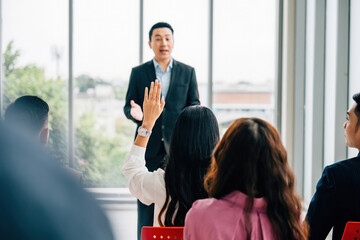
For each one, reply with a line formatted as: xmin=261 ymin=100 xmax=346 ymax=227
xmin=141 ymin=227 xmax=184 ymax=240
xmin=342 ymin=221 xmax=360 ymax=240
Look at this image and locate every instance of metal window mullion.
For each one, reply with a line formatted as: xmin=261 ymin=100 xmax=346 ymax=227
xmin=208 ymin=0 xmax=213 ymax=109
xmin=323 ymin=0 xmax=349 ymax=165
xmin=346 ymin=0 xmax=350 ymax=159
xmin=293 ymin=0 xmax=307 ymax=197
xmin=275 ymin=0 xmax=284 ymax=132
xmin=303 ymin=0 xmax=326 ymax=202
xmin=0 ymin=0 xmax=3 ymax=117
xmin=68 ymin=0 xmax=74 ymax=168
xmin=139 ymin=0 xmax=143 ymax=64
xmin=312 ymin=0 xmax=326 ymax=196
xmin=333 ymin=0 xmax=349 ymax=161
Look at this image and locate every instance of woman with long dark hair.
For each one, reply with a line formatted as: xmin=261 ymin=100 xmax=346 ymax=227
xmin=184 ymin=118 xmax=308 ymax=240
xmin=122 ymin=80 xmax=219 ymax=226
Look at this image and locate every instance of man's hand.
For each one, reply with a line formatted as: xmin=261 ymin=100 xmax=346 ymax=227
xmin=130 ymin=100 xmax=143 ymax=121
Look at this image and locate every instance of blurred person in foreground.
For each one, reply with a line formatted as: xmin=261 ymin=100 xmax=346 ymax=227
xmin=306 ymin=92 xmax=360 ymax=240
xmin=4 ymin=95 xmax=83 ymax=184
xmin=184 ymin=118 xmax=308 ymax=240
xmin=0 ymin=122 xmax=114 ymax=240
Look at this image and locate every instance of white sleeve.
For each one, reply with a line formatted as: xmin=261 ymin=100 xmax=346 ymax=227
xmin=122 ymin=145 xmax=166 ymax=206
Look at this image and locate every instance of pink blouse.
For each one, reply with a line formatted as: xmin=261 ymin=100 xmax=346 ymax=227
xmin=184 ymin=191 xmax=277 ymax=240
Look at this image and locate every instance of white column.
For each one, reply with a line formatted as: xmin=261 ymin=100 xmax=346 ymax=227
xmin=303 ymin=0 xmax=326 ymax=203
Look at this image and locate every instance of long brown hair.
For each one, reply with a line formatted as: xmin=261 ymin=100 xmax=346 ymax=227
xmin=204 ymin=118 xmax=308 ymax=240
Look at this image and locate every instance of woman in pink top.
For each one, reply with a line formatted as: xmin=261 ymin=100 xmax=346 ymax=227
xmin=184 ymin=118 xmax=308 ymax=240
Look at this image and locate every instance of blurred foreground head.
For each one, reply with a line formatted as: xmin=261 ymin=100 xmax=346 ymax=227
xmin=4 ymin=95 xmax=49 ymax=146
xmin=0 ymin=123 xmax=114 ymax=240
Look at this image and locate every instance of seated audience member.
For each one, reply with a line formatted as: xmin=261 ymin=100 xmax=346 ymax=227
xmin=4 ymin=95 xmax=83 ymax=184
xmin=0 ymin=123 xmax=114 ymax=240
xmin=5 ymin=95 xmax=50 ymax=145
xmin=122 ymin=80 xmax=219 ymax=226
xmin=306 ymin=92 xmax=360 ymax=240
xmin=184 ymin=118 xmax=308 ymax=240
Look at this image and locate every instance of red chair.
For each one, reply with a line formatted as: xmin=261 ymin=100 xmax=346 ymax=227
xmin=342 ymin=222 xmax=360 ymax=240
xmin=141 ymin=227 xmax=184 ymax=240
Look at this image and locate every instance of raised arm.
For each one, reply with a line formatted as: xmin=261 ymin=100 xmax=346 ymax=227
xmin=122 ymin=80 xmax=166 ymax=206
xmin=134 ymin=80 xmax=165 ymax=147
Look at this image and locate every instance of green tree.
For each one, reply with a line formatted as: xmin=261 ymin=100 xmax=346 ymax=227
xmin=75 ymin=74 xmax=95 ymax=93
xmin=3 ymin=41 xmax=68 ymax=163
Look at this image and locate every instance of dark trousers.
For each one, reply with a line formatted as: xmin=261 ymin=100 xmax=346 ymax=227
xmin=137 ymin=143 xmax=166 ymax=240
xmin=137 ymin=201 xmax=154 ymax=240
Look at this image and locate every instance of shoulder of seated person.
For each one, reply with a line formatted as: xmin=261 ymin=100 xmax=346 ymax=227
xmin=191 ymin=197 xmax=218 ymax=210
xmin=324 ymin=156 xmax=360 ymax=173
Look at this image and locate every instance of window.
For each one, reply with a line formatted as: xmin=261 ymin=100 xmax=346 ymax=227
xmin=2 ymin=0 xmax=69 ymax=165
xmin=74 ymin=0 xmax=139 ymax=187
xmin=213 ymin=0 xmax=277 ymax=134
xmin=2 ymin=0 xmax=280 ymax=189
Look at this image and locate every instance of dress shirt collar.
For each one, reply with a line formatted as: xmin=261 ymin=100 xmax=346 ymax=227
xmin=153 ymin=57 xmax=173 ymax=73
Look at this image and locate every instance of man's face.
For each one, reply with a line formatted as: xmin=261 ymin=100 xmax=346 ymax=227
xmin=148 ymin=27 xmax=174 ymax=62
xmin=344 ymin=104 xmax=360 ymax=150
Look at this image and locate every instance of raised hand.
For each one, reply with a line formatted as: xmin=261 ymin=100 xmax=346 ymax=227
xmin=142 ymin=80 xmax=165 ymax=130
xmin=130 ymin=100 xmax=143 ymax=121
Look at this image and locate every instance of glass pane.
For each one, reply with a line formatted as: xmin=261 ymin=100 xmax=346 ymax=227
xmin=348 ymin=0 xmax=360 ymax=158
xmin=74 ymin=0 xmax=139 ymax=187
xmin=143 ymin=0 xmax=209 ymax=104
xmin=2 ymin=0 xmax=69 ymax=164
xmin=213 ymin=0 xmax=277 ymax=134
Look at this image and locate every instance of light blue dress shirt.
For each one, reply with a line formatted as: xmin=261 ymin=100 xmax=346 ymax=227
xmin=153 ymin=58 xmax=173 ymax=99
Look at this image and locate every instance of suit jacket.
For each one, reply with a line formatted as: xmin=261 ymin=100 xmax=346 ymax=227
xmin=124 ymin=59 xmax=200 ymax=162
xmin=306 ymin=153 xmax=360 ymax=240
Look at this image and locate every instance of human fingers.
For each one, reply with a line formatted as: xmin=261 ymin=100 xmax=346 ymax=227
xmin=151 ymin=80 xmax=158 ymax=101
xmin=156 ymin=81 xmax=162 ymax=102
xmin=144 ymin=87 xmax=149 ymax=102
xmin=149 ymin=81 xmax=154 ymax=101
xmin=160 ymin=96 xmax=165 ymax=110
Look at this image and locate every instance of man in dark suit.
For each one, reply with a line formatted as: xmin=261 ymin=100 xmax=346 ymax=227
xmin=307 ymin=92 xmax=360 ymax=240
xmin=123 ymin=22 xmax=200 ymax=238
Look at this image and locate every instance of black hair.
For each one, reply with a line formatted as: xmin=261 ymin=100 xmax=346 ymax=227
xmin=149 ymin=22 xmax=174 ymax=41
xmin=4 ymin=95 xmax=49 ymax=134
xmin=353 ymin=92 xmax=360 ymax=130
xmin=158 ymin=105 xmax=219 ymax=226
